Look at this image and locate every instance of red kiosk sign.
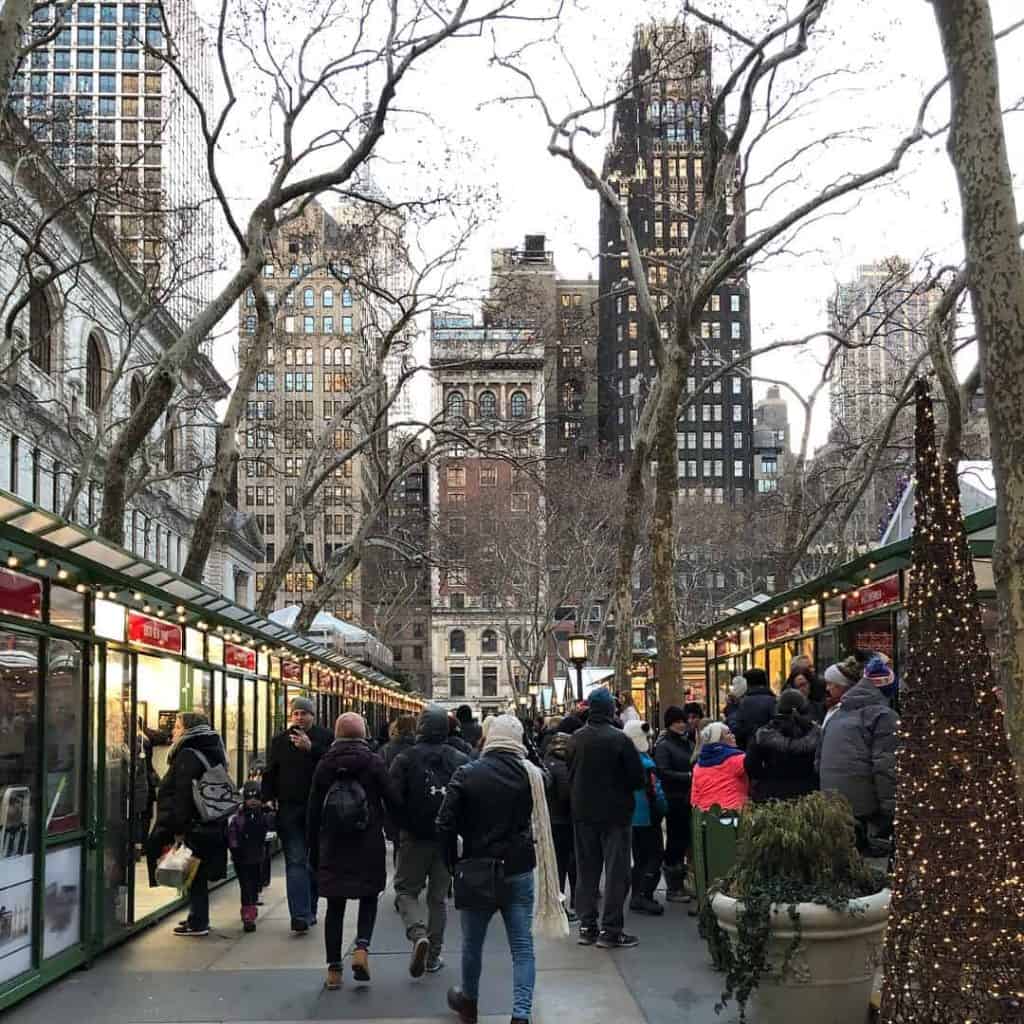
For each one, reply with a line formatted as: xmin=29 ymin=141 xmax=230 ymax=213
xmin=282 ymin=660 xmax=302 ymax=682
xmin=225 ymin=642 xmax=257 ymax=673
xmin=127 ymin=611 xmax=182 ymax=654
xmin=766 ymin=612 xmax=801 ymax=643
xmin=845 ymin=574 xmax=900 ymax=619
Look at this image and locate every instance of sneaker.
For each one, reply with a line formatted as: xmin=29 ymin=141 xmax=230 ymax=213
xmin=447 ymin=986 xmax=479 ymax=1024
xmin=291 ymin=917 xmax=309 ymax=934
xmin=630 ymin=896 xmax=665 ymax=916
xmin=410 ymin=936 xmax=430 ymax=978
xmin=426 ymin=955 xmax=445 ymax=973
xmin=596 ymin=930 xmax=639 ymax=949
xmin=173 ymin=922 xmax=209 ymax=937
xmin=324 ymin=964 xmax=342 ymax=990
xmin=577 ymin=926 xmax=599 ymax=946
xmin=351 ymin=947 xmax=371 ymax=983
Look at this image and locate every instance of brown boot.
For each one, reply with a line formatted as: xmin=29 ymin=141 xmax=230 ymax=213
xmin=351 ymin=946 xmax=370 ymax=982
xmin=324 ymin=965 xmax=342 ymax=990
xmin=447 ymin=986 xmax=479 ymax=1024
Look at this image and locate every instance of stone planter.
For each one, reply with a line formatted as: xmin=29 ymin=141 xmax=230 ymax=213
xmin=711 ymin=888 xmax=890 ymax=1024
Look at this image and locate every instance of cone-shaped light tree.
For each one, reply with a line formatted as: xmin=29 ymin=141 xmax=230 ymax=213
xmin=880 ymin=380 xmax=1024 ymax=1023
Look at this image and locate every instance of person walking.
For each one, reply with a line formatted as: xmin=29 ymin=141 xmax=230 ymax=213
xmin=623 ymin=720 xmax=667 ymax=917
xmin=390 ymin=705 xmax=469 ymax=977
xmin=439 ymin=714 xmax=565 ymax=1024
xmin=228 ymin=781 xmax=270 ymax=932
xmin=307 ymin=712 xmax=398 ymax=991
xmin=653 ymin=705 xmax=694 ymax=903
xmin=690 ymin=722 xmax=748 ymax=812
xmin=569 ymin=687 xmax=646 ymax=948
xmin=542 ymin=730 xmax=577 ymax=923
xmin=817 ymin=656 xmax=898 ymax=853
xmin=733 ymin=667 xmax=776 ymax=749
xmin=744 ymin=690 xmax=821 ymax=803
xmin=261 ymin=696 xmax=333 ymax=934
xmin=147 ymin=712 xmax=229 ymax=937
xmin=381 ymin=714 xmax=417 ymax=768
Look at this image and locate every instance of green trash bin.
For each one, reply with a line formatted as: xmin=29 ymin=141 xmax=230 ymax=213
xmin=691 ymin=804 xmax=741 ymax=910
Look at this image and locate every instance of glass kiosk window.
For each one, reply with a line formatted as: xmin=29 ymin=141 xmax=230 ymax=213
xmin=224 ymin=676 xmax=240 ymax=783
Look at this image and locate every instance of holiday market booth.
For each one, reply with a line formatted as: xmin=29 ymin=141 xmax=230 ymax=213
xmin=681 ymin=505 xmax=997 ymax=719
xmin=0 ymin=488 xmax=422 ymax=1011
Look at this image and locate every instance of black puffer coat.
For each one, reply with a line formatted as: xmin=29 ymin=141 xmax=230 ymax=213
xmin=436 ymin=749 xmax=536 ymax=876
xmin=306 ymin=739 xmax=398 ymax=901
xmin=744 ymin=716 xmax=821 ymax=802
xmin=152 ymin=727 xmax=229 ymax=880
xmin=734 ymin=685 xmax=777 ymax=749
xmin=543 ymin=733 xmax=574 ymax=825
xmin=653 ymin=729 xmax=694 ymax=802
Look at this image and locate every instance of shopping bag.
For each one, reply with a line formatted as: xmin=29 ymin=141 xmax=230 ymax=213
xmin=155 ymin=842 xmax=200 ymax=889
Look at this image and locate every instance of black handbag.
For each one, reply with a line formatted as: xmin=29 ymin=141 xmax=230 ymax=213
xmin=452 ymin=857 xmax=505 ymax=911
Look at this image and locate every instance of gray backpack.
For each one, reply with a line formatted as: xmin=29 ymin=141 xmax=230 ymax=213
xmin=190 ymin=747 xmax=239 ymax=823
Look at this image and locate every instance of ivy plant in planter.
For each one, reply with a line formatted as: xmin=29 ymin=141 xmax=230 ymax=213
xmin=701 ymin=792 xmax=890 ymax=1024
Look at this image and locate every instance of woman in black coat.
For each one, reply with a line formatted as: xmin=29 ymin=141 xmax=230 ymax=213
xmin=743 ymin=690 xmax=821 ymax=803
xmin=147 ymin=711 xmax=229 ymax=936
xmin=306 ymin=713 xmax=398 ymax=990
xmin=543 ymin=731 xmax=576 ymax=920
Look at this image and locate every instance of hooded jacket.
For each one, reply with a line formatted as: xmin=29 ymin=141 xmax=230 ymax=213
xmin=389 ymin=706 xmax=470 ymax=839
xmin=543 ymin=732 xmax=574 ymax=825
xmin=817 ymin=678 xmax=897 ymax=820
xmin=744 ymin=715 xmax=821 ymax=802
xmin=306 ymin=738 xmax=398 ymax=901
xmin=568 ymin=706 xmax=646 ymax=826
xmin=691 ymin=742 xmax=748 ymax=812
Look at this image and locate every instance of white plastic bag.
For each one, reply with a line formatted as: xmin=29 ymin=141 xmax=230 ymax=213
xmin=155 ymin=842 xmax=199 ymax=889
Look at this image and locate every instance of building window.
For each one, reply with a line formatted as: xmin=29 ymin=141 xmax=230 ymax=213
xmin=85 ymin=333 xmax=103 ymax=412
xmin=480 ymin=464 xmax=497 ymax=487
xmin=447 ymin=391 xmax=465 ymax=420
xmin=733 ymin=406 xmax=743 ymax=423
xmin=303 ymin=316 xmax=315 ymax=334
xmin=342 ymin=315 xmax=353 ymax=334
xmin=731 ymin=295 xmax=741 ymax=312
xmin=482 ymin=666 xmax=498 ymax=697
xmin=511 ymin=492 xmax=529 ymax=513
xmin=446 ymin=465 xmax=465 ymax=488
xmin=342 ymin=288 xmax=353 ymax=307
xmin=303 ymin=287 xmax=315 ymax=307
xmin=29 ymin=285 xmax=53 ymax=373
xmin=734 ymin=459 xmax=744 ymax=478
xmin=449 ymin=629 xmax=465 ymax=654
xmin=449 ymin=667 xmax=466 ymax=697
xmin=478 ymin=390 xmax=497 ymax=419
xmin=510 ymin=391 xmax=528 ymax=418
xmin=481 ymin=629 xmax=498 ymax=654
xmin=322 ymin=287 xmax=334 ymax=307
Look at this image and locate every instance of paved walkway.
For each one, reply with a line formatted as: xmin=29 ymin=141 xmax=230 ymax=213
xmin=5 ymin=860 xmax=725 ymax=1024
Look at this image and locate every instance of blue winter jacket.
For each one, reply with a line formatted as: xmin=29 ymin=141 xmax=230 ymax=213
xmin=632 ymin=752 xmax=668 ymax=827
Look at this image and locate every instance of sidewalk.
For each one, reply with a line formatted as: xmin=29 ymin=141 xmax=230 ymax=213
xmin=4 ymin=862 xmax=725 ymax=1024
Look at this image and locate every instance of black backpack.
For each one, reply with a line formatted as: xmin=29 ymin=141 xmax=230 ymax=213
xmin=321 ymin=769 xmax=369 ymax=836
xmin=404 ymin=747 xmax=457 ymax=839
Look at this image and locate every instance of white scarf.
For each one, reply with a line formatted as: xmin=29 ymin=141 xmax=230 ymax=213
xmin=482 ymin=717 xmax=570 ymax=940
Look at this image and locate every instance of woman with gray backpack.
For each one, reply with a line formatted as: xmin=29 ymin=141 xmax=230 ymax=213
xmin=147 ymin=711 xmax=231 ymax=937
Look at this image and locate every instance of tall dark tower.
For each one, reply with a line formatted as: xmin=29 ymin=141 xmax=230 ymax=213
xmin=598 ymin=22 xmax=753 ymax=502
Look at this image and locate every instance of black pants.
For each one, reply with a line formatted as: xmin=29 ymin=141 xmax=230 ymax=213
xmin=664 ymin=798 xmax=691 ymax=867
xmin=259 ymin=844 xmax=272 ymax=889
xmin=189 ymin=861 xmax=210 ymax=928
xmin=325 ymin=897 xmax=379 ymax=965
xmin=551 ymin=822 xmax=576 ymax=907
xmin=235 ymin=861 xmax=261 ymax=907
xmin=574 ymin=821 xmax=631 ymax=934
xmin=631 ymin=824 xmax=663 ymax=900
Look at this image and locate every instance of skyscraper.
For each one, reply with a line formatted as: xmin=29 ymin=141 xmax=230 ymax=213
xmin=9 ymin=0 xmax=215 ymax=324
xmin=598 ymin=22 xmax=754 ymax=503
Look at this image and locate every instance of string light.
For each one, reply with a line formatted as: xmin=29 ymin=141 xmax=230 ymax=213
xmin=35 ymin=557 xmax=48 ymax=568
xmin=57 ymin=568 xmax=68 ymax=581
xmin=878 ymin=380 xmax=1024 ymax=1022
xmin=6 ymin=554 xmax=19 ymax=568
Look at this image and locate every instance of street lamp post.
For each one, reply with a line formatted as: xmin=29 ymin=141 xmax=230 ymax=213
xmin=568 ymin=633 xmax=590 ymax=704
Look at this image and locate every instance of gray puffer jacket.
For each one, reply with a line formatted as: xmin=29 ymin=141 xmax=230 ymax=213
xmin=817 ymin=679 xmax=897 ymax=820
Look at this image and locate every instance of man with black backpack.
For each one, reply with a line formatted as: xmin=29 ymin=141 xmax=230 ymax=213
xmin=390 ymin=705 xmax=469 ymax=978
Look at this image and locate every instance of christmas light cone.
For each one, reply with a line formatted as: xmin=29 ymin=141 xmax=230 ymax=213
xmin=879 ymin=379 xmax=1024 ymax=1023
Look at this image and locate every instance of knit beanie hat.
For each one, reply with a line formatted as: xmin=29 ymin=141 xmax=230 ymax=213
xmin=730 ymin=676 xmax=747 ymax=699
xmin=481 ymin=713 xmax=526 ymax=755
xmin=664 ymin=705 xmax=686 ymax=728
xmin=777 ymin=689 xmax=808 ymax=715
xmin=683 ymin=701 xmax=704 ymax=719
xmin=587 ymin=687 xmax=615 ymax=713
xmin=290 ymin=696 xmax=315 ymax=715
xmin=242 ymin=780 xmax=261 ymax=801
xmin=700 ymin=722 xmax=730 ymax=745
xmin=623 ymin=719 xmax=649 ymax=753
xmin=863 ymin=655 xmax=895 ymax=687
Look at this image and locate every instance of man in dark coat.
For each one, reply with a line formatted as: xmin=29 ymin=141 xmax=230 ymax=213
xmin=569 ymin=687 xmax=646 ymax=948
xmin=390 ymin=705 xmax=469 ymax=976
xmin=307 ymin=712 xmax=398 ymax=990
xmin=455 ymin=704 xmax=482 ymax=749
xmin=734 ymin=667 xmax=776 ymax=749
xmin=148 ymin=711 xmax=229 ymax=937
xmin=653 ymin=705 xmax=694 ymax=902
xmin=543 ymin=731 xmax=577 ymax=922
xmin=261 ymin=696 xmax=333 ymax=933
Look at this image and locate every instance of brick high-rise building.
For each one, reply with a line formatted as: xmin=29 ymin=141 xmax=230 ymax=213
xmin=9 ymin=1 xmax=216 ymax=323
xmin=598 ymin=22 xmax=754 ymax=502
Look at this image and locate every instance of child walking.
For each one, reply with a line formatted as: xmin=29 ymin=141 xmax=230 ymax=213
xmin=228 ymin=781 xmax=269 ymax=932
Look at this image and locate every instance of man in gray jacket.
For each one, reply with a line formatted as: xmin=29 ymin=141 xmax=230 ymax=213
xmin=818 ymin=656 xmax=898 ymax=851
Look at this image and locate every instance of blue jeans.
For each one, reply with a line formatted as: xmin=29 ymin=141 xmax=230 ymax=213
xmin=278 ymin=802 xmax=317 ymax=923
xmin=461 ymin=871 xmax=535 ymax=1021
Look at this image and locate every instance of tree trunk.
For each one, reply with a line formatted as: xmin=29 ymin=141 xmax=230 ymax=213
xmin=0 ymin=0 xmax=33 ymax=115
xmin=651 ymin=354 xmax=686 ymax=709
xmin=930 ymin=0 xmax=1024 ymax=787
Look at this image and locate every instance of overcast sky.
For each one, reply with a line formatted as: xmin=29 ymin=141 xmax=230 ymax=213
xmin=206 ymin=0 xmax=1024 ymax=449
